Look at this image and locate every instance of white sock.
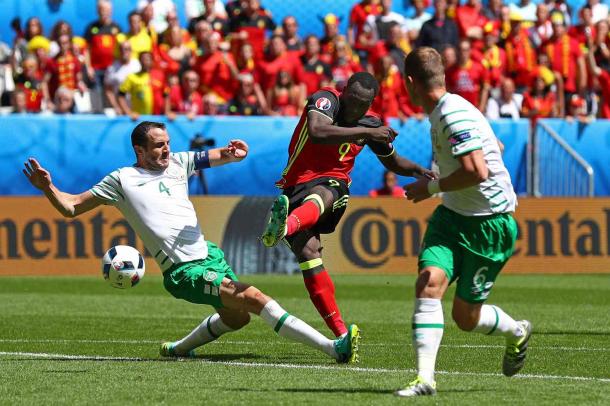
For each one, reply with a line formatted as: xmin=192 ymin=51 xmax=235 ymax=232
xmin=412 ymin=298 xmax=444 ymax=384
xmin=173 ymin=313 xmax=234 ymax=353
xmin=472 ymin=304 xmax=523 ymax=338
xmin=259 ymin=300 xmax=336 ymax=359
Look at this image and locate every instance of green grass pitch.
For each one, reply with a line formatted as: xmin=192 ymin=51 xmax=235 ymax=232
xmin=0 ymin=274 xmax=608 ymax=404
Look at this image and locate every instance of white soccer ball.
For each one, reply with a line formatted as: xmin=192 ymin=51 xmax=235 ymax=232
xmin=101 ymin=245 xmax=145 ymax=289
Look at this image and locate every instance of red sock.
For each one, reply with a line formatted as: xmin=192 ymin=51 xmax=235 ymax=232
xmin=303 ymin=269 xmax=347 ymax=337
xmin=286 ymin=200 xmax=321 ymax=236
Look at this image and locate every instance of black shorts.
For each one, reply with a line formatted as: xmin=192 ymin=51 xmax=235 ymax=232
xmin=282 ymin=177 xmax=350 ymax=235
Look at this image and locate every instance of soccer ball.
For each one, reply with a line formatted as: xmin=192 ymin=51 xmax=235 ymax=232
xmin=101 ymin=245 xmax=145 ymax=289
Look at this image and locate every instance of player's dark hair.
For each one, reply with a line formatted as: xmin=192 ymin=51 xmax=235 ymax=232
xmin=404 ymin=47 xmax=446 ymax=90
xmin=346 ymin=71 xmax=380 ymax=97
xmin=131 ymin=121 xmax=166 ymax=147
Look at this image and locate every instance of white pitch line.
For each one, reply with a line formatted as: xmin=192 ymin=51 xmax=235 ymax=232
xmin=0 ymin=338 xmax=608 ymax=353
xmin=0 ymin=351 xmax=608 ymax=384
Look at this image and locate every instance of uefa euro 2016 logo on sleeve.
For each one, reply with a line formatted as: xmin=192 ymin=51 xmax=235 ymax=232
xmin=315 ymin=97 xmax=332 ymax=111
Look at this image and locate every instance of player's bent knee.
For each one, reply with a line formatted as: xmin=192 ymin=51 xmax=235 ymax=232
xmin=243 ymin=287 xmax=271 ymax=314
xmin=415 ymin=267 xmax=447 ymax=299
xmin=452 ymin=312 xmax=479 ymax=331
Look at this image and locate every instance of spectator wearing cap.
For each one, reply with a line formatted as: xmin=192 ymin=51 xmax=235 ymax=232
xmin=227 ymin=73 xmax=269 ymax=115
xmin=104 ymin=40 xmax=141 ymax=115
xmin=83 ymin=0 xmax=121 ymax=111
xmin=504 ymin=11 xmax=536 ymax=90
xmin=165 ymin=69 xmax=203 ymax=120
xmin=405 ymin=0 xmax=432 ymax=42
xmin=528 ymin=3 xmax=554 ymax=48
xmin=446 ymin=39 xmax=490 ymax=111
xmin=481 ymin=23 xmax=507 ymax=90
xmin=587 ymin=0 xmax=608 ymax=24
xmin=320 ymin=14 xmax=342 ymax=61
xmin=521 ymin=68 xmax=558 ymax=122
xmin=229 ymin=0 xmax=277 ymax=61
xmin=416 ymin=0 xmax=459 ymax=51
xmin=282 ymin=16 xmax=303 ymax=54
xmin=509 ymin=0 xmax=537 ymax=26
xmin=349 ymin=0 xmax=383 ymax=57
xmin=543 ymin=11 xmax=587 ymax=108
xmin=299 ymin=35 xmax=332 ymax=97
xmin=485 ymin=77 xmax=523 ymax=119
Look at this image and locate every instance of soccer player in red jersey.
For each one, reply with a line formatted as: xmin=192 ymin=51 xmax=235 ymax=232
xmin=261 ymin=72 xmax=435 ymax=337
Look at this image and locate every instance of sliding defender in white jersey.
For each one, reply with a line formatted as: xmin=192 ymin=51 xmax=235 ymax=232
xmin=395 ymin=48 xmax=532 ymax=397
xmin=22 ymin=121 xmax=359 ymax=364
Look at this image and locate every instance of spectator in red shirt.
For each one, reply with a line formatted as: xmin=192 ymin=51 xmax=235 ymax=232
xmin=372 ymin=54 xmax=420 ymax=123
xmin=193 ymin=29 xmax=238 ymax=103
xmin=282 ymin=16 xmax=303 ymax=54
xmin=267 ymin=70 xmax=302 ymax=116
xmin=42 ymin=34 xmax=84 ymax=107
xmin=229 ymin=0 xmax=277 ymax=61
xmin=586 ymin=42 xmax=610 ymax=118
xmin=504 ymin=13 xmax=537 ymax=90
xmin=14 ymin=55 xmax=45 ymax=112
xmin=521 ymin=71 xmax=558 ymax=121
xmin=569 ymin=6 xmax=596 ymax=51
xmin=446 ymin=39 xmax=490 ymax=111
xmin=456 ymin=0 xmax=488 ymax=49
xmin=481 ymin=24 xmax=507 ymax=89
xmin=83 ymin=0 xmax=121 ymax=112
xmin=165 ymin=69 xmax=203 ymax=120
xmin=544 ymin=11 xmax=587 ymax=103
xmin=236 ymin=42 xmax=257 ymax=76
xmin=258 ymin=35 xmax=303 ymax=93
xmin=369 ymin=170 xmax=405 ymax=197
xmin=299 ymin=35 xmax=332 ymax=97
xmin=330 ymin=38 xmax=363 ymax=91
xmin=348 ymin=0 xmax=383 ymax=58
xmin=157 ymin=25 xmax=192 ymax=76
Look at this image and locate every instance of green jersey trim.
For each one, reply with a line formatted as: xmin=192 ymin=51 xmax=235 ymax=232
xmin=443 ymin=118 xmax=475 ymax=134
xmin=439 ymin=109 xmax=468 ymax=123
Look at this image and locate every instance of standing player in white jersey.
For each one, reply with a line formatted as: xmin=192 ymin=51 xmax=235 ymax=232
xmin=396 ymin=47 xmax=532 ymax=397
xmin=22 ymin=121 xmax=359 ymax=364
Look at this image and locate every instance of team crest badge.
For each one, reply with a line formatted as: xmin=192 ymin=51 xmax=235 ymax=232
xmin=315 ymin=97 xmax=332 ymax=111
xmin=204 ymin=271 xmax=218 ymax=282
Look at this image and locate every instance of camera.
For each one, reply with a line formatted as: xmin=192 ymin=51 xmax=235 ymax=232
xmin=190 ymin=133 xmax=215 ymax=151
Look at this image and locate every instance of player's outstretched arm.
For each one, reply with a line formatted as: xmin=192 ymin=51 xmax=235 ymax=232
xmin=404 ymin=149 xmax=488 ymax=203
xmin=207 ymin=139 xmax=249 ymax=167
xmin=307 ymin=111 xmax=396 ymax=144
xmin=22 ymin=157 xmax=103 ymax=218
xmin=377 ymin=152 xmax=436 ymax=179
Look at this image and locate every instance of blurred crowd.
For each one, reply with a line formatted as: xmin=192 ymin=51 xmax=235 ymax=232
xmin=0 ymin=0 xmax=609 ymax=123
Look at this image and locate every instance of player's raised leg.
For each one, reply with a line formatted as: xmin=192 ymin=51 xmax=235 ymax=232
xmin=395 ymin=266 xmax=448 ymax=397
xmin=219 ymin=278 xmax=360 ymax=363
xmin=161 ymin=308 xmax=250 ymax=357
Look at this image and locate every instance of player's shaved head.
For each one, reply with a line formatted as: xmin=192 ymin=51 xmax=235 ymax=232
xmin=404 ymin=47 xmax=446 ymax=90
xmin=132 ymin=121 xmax=166 ymax=148
xmin=346 ymin=71 xmax=380 ymax=98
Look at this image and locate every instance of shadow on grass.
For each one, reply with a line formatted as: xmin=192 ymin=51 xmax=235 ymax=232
xmin=275 ymin=388 xmax=494 ymax=395
xmin=0 ymin=353 xmax=266 ymax=363
xmin=535 ymin=331 xmax=610 ymax=336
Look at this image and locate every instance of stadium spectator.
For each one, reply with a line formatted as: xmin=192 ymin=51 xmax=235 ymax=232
xmin=521 ymin=70 xmax=558 ymax=120
xmin=53 ymin=85 xmax=74 ymax=114
xmin=544 ymin=11 xmax=587 ymax=105
xmin=118 ymin=11 xmax=153 ymax=60
xmin=383 ymin=23 xmax=410 ymax=73
xmin=372 ymin=54 xmax=417 ymax=122
xmin=83 ymin=0 xmax=121 ymax=113
xmin=192 ymin=29 xmax=238 ymax=104
xmin=445 ymin=39 xmax=490 ymax=111
xmin=157 ymin=25 xmax=192 ymax=76
xmin=509 ymin=0 xmax=537 ymax=24
xmin=227 ymin=73 xmax=268 ymax=115
xmin=329 ymin=38 xmax=363 ymax=91
xmin=0 ymin=38 xmax=12 ymax=106
xmin=486 ymin=77 xmax=523 ymax=119
xmin=529 ymin=3 xmax=554 ymax=48
xmin=139 ymin=3 xmax=160 ymax=46
xmin=42 ymin=34 xmax=84 ymax=105
xmin=11 ymin=17 xmax=44 ymax=75
xmin=483 ymin=0 xmax=503 ymax=21
xmin=504 ymin=12 xmax=536 ymax=90
xmin=282 ymin=16 xmax=303 ymax=54
xmin=202 ymin=93 xmax=221 ymax=115
xmin=320 ymin=14 xmax=342 ymax=60
xmin=416 ymin=0 xmax=460 ymax=51
xmin=405 ymin=0 xmax=432 ymax=42
xmin=258 ymin=35 xmax=302 ymax=93
xmin=481 ymin=24 xmax=507 ymax=90
xmin=568 ymin=6 xmax=596 ymax=51
xmin=10 ymin=88 xmax=27 ymax=113
xmin=267 ymin=70 xmax=302 ymax=116
xmin=48 ymin=21 xmax=74 ymax=58
xmin=586 ymin=41 xmax=610 ymax=118
xmin=588 ymin=0 xmax=609 ymax=24
xmin=104 ymin=41 xmax=141 ymax=115
xmin=165 ymin=69 xmax=203 ymax=120
xmin=229 ymin=0 xmax=277 ymax=61
xmin=299 ymin=35 xmax=332 ymax=97
xmin=545 ymin=0 xmax=572 ymax=26
xmin=592 ymin=20 xmax=610 ymax=70
xmin=185 ymin=0 xmax=227 ymax=22
xmin=236 ymin=42 xmax=257 ymax=76
xmin=369 ymin=170 xmax=405 ymax=197
xmin=118 ymin=51 xmax=165 ymax=119
xmin=363 ymin=0 xmax=408 ymax=44
xmin=14 ymin=55 xmax=45 ymax=112
xmin=187 ymin=0 xmax=229 ymax=38
xmin=348 ymin=0 xmax=383 ymax=60
xmin=137 ymin=0 xmax=176 ymax=34
xmin=456 ymin=0 xmax=487 ymax=47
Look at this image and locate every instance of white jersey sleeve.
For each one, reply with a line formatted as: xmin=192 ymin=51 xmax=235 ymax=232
xmin=90 ymin=170 xmax=125 ymax=204
xmin=172 ymin=151 xmax=197 ymax=177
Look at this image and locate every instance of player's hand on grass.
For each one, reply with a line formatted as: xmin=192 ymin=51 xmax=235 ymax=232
xmin=367 ymin=126 xmax=398 ymax=144
xmin=404 ymin=178 xmax=432 ymax=203
xmin=224 ymin=139 xmax=249 ymax=162
xmin=23 ymin=158 xmax=52 ymax=191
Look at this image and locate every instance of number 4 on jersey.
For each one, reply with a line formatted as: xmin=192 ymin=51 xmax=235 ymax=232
xmin=159 ymin=181 xmax=171 ymax=196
